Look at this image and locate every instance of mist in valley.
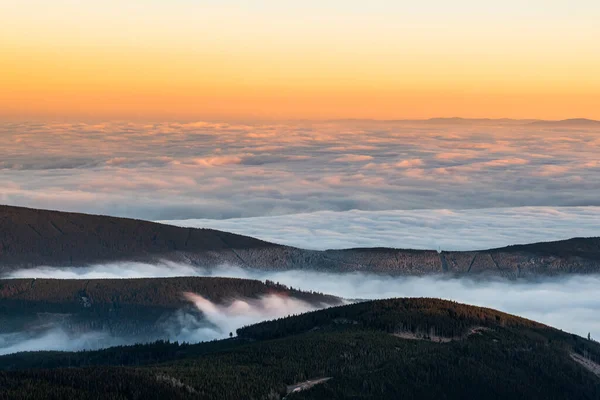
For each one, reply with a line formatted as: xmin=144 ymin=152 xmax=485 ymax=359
xmin=2 ymin=262 xmax=599 ymax=356
xmin=0 ymin=291 xmax=324 ymax=356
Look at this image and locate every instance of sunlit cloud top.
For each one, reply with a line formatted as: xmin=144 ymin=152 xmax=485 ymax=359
xmin=2 ymin=119 xmax=600 ymax=220
xmin=1 ymin=0 xmax=599 ymax=120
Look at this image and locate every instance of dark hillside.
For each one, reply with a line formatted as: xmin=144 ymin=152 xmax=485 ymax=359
xmin=236 ymin=297 xmax=549 ymax=341
xmin=1 ymin=205 xmax=599 ymax=277
xmin=0 ymin=205 xmax=278 ymax=267
xmin=497 ymin=237 xmax=600 ymax=260
xmin=0 ymin=277 xmax=341 ymax=346
xmin=1 ymin=298 xmax=599 ymax=399
xmin=0 ymin=277 xmax=339 ymax=308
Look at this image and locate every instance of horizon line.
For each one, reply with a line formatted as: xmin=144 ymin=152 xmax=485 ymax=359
xmin=1 ymin=116 xmax=599 ymax=125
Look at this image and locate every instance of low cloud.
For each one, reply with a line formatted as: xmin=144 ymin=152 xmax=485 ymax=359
xmin=0 ymin=290 xmax=320 ymax=355
xmin=395 ymin=158 xmax=424 ymax=168
xmin=2 ymin=120 xmax=599 ymax=220
xmin=176 ymin=293 xmax=318 ymax=342
xmin=0 ymin=329 xmax=129 ymax=356
xmin=333 ymin=154 xmax=373 ymax=162
xmin=191 ymin=156 xmax=243 ymax=167
xmin=4 ymin=264 xmax=600 ymax=343
xmin=161 ymin=206 xmax=600 ymax=251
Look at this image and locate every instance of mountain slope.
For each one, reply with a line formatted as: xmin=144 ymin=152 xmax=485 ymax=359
xmin=0 ymin=204 xmax=276 ymax=267
xmin=1 ymin=298 xmax=599 ymax=399
xmin=1 ymin=205 xmax=599 ymax=277
xmin=0 ymin=277 xmax=341 ymax=352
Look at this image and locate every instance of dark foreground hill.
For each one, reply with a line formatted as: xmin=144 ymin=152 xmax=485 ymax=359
xmin=1 ymin=298 xmax=599 ymax=399
xmin=1 ymin=205 xmax=600 ymax=277
xmin=0 ymin=277 xmax=341 ymax=350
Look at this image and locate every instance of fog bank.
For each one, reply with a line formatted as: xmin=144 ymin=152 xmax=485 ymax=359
xmin=4 ymin=263 xmax=600 ymax=342
xmin=0 ymin=291 xmax=321 ymax=356
xmin=0 ymin=329 xmax=130 ymax=356
xmin=175 ymin=293 xmax=318 ymax=343
xmin=161 ymin=206 xmax=600 ymax=250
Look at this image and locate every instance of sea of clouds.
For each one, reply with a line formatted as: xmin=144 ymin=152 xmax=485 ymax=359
xmin=162 ymin=206 xmax=600 ymax=250
xmin=2 ymin=120 xmax=599 ymax=220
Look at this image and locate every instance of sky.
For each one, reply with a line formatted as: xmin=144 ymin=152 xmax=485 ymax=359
xmin=1 ymin=2 xmax=599 ymax=250
xmin=1 ymin=0 xmax=600 ymax=120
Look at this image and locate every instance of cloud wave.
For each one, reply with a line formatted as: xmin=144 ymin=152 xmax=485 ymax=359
xmin=5 ymin=263 xmax=600 ymax=342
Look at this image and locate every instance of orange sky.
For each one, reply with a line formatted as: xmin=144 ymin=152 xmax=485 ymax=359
xmin=1 ymin=1 xmax=599 ymax=121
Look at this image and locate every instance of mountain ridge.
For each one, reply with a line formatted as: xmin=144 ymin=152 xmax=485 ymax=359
xmin=0 ymin=276 xmax=342 ymax=347
xmin=1 ymin=204 xmax=599 ymax=278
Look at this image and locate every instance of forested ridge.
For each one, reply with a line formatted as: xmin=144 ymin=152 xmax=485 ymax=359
xmin=0 ymin=205 xmax=275 ymax=268
xmin=2 ymin=204 xmax=600 ymax=277
xmin=0 ymin=277 xmax=339 ymax=308
xmin=1 ymin=298 xmax=599 ymax=399
xmin=0 ymin=277 xmax=340 ymax=341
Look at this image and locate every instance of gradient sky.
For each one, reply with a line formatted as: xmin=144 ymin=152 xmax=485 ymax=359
xmin=1 ymin=1 xmax=599 ymax=120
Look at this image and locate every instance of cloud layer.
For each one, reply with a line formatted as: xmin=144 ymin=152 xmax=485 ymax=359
xmin=176 ymin=293 xmax=318 ymax=343
xmin=162 ymin=206 xmax=600 ymax=250
xmin=0 ymin=329 xmax=128 ymax=356
xmin=5 ymin=264 xmax=600 ymax=342
xmin=0 ymin=291 xmax=320 ymax=355
xmin=2 ymin=120 xmax=599 ymax=220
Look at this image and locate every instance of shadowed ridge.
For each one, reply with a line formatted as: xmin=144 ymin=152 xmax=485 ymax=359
xmin=492 ymin=237 xmax=600 ymax=260
xmin=2 ymin=204 xmax=600 ymax=277
xmin=0 ymin=204 xmax=282 ymax=268
xmin=236 ymin=297 xmax=551 ymax=341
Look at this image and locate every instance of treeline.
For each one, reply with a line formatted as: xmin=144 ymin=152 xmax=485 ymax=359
xmin=0 ymin=277 xmax=340 ymax=308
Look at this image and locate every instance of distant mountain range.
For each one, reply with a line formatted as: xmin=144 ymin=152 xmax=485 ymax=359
xmin=1 ymin=205 xmax=599 ymax=278
xmin=329 ymin=117 xmax=600 ymax=126
xmin=527 ymin=118 xmax=600 ymax=127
